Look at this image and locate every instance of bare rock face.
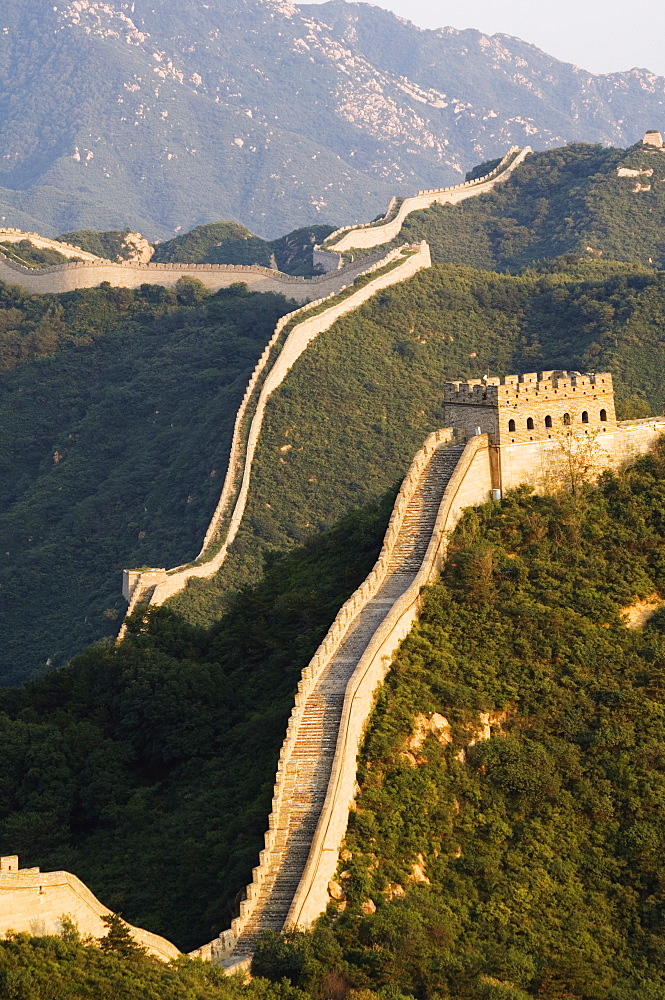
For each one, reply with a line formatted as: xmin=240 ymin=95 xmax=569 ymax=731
xmin=410 ymin=854 xmax=430 ymax=884
xmin=408 ymin=712 xmax=453 ymax=752
xmin=119 ymin=233 xmax=154 ymax=263
xmin=328 ymin=879 xmax=344 ymax=900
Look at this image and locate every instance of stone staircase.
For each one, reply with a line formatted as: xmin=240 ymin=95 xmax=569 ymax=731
xmin=225 ymin=442 xmax=464 ymax=964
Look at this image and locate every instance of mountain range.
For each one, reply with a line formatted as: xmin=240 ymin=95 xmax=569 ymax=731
xmin=2 ymin=0 xmax=665 ymax=238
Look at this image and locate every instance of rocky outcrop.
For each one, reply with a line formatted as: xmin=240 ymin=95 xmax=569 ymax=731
xmin=119 ymin=232 xmax=154 ymax=263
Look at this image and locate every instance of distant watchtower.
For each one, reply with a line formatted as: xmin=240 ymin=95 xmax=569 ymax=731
xmin=642 ymin=130 xmax=664 ymax=148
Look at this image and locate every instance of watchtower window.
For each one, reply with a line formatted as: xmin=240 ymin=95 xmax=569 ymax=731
xmin=600 ymin=408 xmax=607 ymax=422
xmin=508 ymin=419 xmax=516 ymax=432
xmin=526 ymin=417 xmax=534 ymax=430
xmin=563 ymin=412 xmax=571 ymax=426
xmin=545 ymin=415 xmax=552 ymax=427
xmin=582 ymin=411 xmax=589 ymax=423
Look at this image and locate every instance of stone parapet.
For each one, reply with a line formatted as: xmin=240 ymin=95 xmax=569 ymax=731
xmin=0 ymin=239 xmax=392 ymax=303
xmin=0 ymin=858 xmax=179 ymax=961
xmin=285 ymin=433 xmax=493 ymax=930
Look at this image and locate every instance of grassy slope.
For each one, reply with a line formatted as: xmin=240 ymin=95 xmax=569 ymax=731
xmin=170 ymin=260 xmax=665 ymax=625
xmin=254 ymin=448 xmax=665 ymax=1000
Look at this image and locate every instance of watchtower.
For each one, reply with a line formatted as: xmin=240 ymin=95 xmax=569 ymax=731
xmin=643 ymin=130 xmax=664 ymax=148
xmin=444 ymin=371 xmax=617 ymax=489
xmin=444 ymin=371 xmax=616 ymax=445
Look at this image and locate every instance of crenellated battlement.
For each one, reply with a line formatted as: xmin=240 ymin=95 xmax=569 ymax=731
xmin=443 ymin=371 xmax=613 ymax=405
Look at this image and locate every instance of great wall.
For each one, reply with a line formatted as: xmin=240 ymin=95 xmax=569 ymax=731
xmin=4 ymin=144 xmax=665 ymax=969
xmin=0 ymin=236 xmax=389 ymax=302
xmin=0 ymin=855 xmax=179 ymax=961
xmin=118 ymin=242 xmax=433 ymax=631
xmin=192 ymin=371 xmax=665 ymax=971
xmin=0 ymin=144 xmax=530 ymax=297
xmin=313 ymin=145 xmax=531 ymax=267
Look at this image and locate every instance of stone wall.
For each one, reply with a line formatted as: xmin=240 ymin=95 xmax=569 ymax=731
xmin=119 ymin=243 xmax=433 ymax=624
xmin=499 ymin=417 xmax=665 ymax=493
xmin=212 ymin=428 xmax=461 ymax=954
xmin=312 ymin=248 xmax=343 ymax=273
xmin=286 ymin=434 xmax=494 ymax=930
xmin=323 ymin=147 xmax=531 ymax=253
xmin=0 ymin=244 xmax=390 ymax=304
xmin=0 ymin=229 xmax=104 ymax=262
xmin=0 ymin=857 xmax=179 ymax=961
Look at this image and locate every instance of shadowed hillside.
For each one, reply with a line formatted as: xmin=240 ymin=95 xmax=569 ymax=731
xmin=0 ymin=282 xmax=292 ymax=684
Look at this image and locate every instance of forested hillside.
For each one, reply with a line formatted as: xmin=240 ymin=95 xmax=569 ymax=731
xmin=0 ymin=280 xmax=292 ymax=685
xmin=57 ymin=221 xmax=336 ymax=276
xmin=4 ymin=258 xmax=665 ymax=679
xmin=369 ymin=143 xmax=665 ymax=271
xmin=0 ymin=929 xmax=302 ymax=1000
xmin=252 ymin=447 xmax=665 ymax=999
xmin=57 ymin=230 xmax=145 ymax=263
xmin=4 ymin=448 xmax=665 ymax=999
xmin=0 ymin=498 xmax=391 ymax=950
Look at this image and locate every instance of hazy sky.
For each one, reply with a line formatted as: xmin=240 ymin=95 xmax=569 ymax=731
xmin=307 ymin=0 xmax=665 ymax=77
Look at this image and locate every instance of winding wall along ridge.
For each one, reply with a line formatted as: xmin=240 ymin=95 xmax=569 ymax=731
xmin=205 ymin=430 xmax=494 ymax=969
xmin=321 ymin=146 xmax=531 ymax=254
xmin=194 ymin=428 xmax=469 ymax=965
xmin=0 ymin=241 xmax=395 ymax=303
xmin=206 ymin=429 xmax=491 ymax=969
xmin=119 ymin=243 xmax=432 ymax=628
xmin=286 ymin=433 xmax=493 ymax=930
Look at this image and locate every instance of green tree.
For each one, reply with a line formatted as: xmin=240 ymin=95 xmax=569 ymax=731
xmin=99 ymin=914 xmax=147 ymax=959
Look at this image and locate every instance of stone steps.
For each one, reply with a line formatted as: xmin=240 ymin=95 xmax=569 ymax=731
xmin=225 ymin=443 xmax=464 ymax=963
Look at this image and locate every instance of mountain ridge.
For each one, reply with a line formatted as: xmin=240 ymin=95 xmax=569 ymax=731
xmin=1 ymin=0 xmax=665 ymax=238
